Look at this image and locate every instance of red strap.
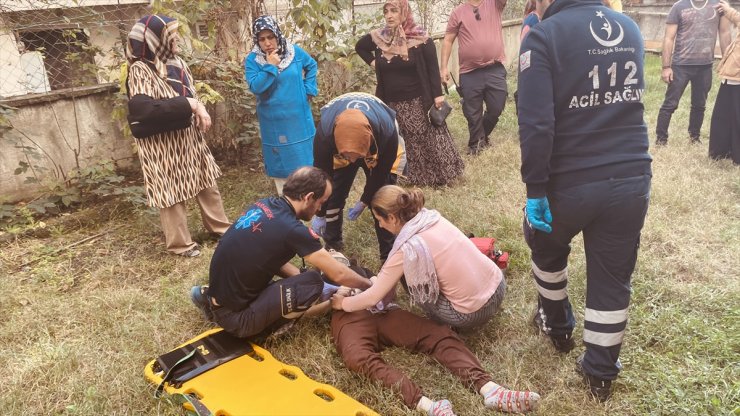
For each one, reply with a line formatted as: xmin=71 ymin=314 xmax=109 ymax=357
xmin=180 ymin=69 xmax=187 ymax=96
xmin=140 ymin=15 xmax=155 ymax=59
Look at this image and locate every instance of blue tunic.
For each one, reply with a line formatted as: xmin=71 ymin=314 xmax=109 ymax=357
xmin=245 ymin=45 xmax=318 ymax=178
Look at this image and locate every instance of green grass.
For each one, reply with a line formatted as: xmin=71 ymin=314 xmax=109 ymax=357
xmin=0 ymin=54 xmax=738 ymax=415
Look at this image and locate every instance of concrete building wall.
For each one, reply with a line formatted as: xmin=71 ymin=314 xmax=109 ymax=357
xmin=0 ymin=24 xmax=126 ymax=97
xmin=627 ymin=10 xmax=668 ymax=48
xmin=0 ymin=86 xmax=134 ymax=202
xmin=90 ymin=23 xmax=127 ymax=83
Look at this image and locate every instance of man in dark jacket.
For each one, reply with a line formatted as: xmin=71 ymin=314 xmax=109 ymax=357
xmin=312 ymin=92 xmax=406 ymax=261
xmin=517 ymin=0 xmax=652 ymax=401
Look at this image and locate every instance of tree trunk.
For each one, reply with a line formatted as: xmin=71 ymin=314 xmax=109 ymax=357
xmin=214 ymin=0 xmax=264 ymax=61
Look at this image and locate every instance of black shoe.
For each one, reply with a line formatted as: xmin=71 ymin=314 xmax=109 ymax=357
xmin=655 ymin=137 xmax=668 ymax=146
xmin=467 ymin=141 xmax=491 ymax=156
xmin=467 ymin=147 xmax=481 ymax=156
xmin=190 ymin=285 xmax=213 ymax=321
xmin=690 ymin=136 xmax=702 ymax=144
xmin=575 ymin=352 xmax=613 ymax=402
xmin=532 ymin=306 xmax=575 ymax=353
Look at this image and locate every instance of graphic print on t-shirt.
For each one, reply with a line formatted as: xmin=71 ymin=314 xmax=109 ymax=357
xmin=669 ymin=0 xmax=720 ymax=65
xmin=235 ymin=208 xmax=263 ymax=230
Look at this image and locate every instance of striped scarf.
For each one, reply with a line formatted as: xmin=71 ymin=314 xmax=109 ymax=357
xmin=126 ymin=14 xmax=194 ymax=97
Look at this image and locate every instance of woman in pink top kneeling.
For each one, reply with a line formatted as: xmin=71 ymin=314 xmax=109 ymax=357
xmin=334 ymin=185 xmax=506 ymax=331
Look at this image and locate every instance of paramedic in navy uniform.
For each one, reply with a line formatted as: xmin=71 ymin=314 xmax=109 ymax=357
xmin=517 ymin=0 xmax=652 ymax=402
xmin=190 ymin=167 xmax=371 ymax=339
xmin=312 ymin=92 xmax=406 ymax=261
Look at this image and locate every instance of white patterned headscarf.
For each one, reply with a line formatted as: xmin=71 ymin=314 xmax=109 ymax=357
xmin=251 ymin=15 xmax=295 ymax=73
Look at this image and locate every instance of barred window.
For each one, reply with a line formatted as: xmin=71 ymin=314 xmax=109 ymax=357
xmin=18 ymin=29 xmax=97 ymax=91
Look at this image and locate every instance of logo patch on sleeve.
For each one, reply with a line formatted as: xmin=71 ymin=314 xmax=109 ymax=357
xmin=520 ymin=50 xmax=531 ymax=72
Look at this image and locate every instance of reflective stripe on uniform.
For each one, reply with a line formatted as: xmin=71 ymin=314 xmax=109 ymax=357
xmin=585 ymin=308 xmax=628 ymax=325
xmin=326 ymin=208 xmax=340 ymax=222
xmin=326 ymin=209 xmax=340 ymax=222
xmin=531 ymin=261 xmax=567 ymax=283
xmin=536 ymin=285 xmax=568 ymax=301
xmin=583 ymin=329 xmax=624 ymax=347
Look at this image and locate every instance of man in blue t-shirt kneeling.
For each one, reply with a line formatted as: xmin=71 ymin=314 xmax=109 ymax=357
xmin=190 ymin=166 xmax=372 ymax=339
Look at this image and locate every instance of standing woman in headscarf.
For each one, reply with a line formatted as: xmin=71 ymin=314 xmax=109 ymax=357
xmin=355 ymin=0 xmax=464 ymax=187
xmin=245 ymin=15 xmax=318 ymax=194
xmin=126 ymin=15 xmax=230 ymax=257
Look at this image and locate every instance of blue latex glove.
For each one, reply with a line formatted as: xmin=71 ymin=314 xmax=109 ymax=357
xmin=319 ymin=282 xmax=340 ymax=302
xmin=311 ymin=216 xmax=326 ymax=237
xmin=526 ymin=197 xmax=553 ymax=233
xmin=347 ymin=201 xmax=366 ymax=221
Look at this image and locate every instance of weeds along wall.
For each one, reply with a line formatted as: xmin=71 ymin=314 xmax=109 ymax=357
xmin=0 ymin=0 xmax=151 ymax=208
xmin=0 ymin=0 xmax=266 ymax=209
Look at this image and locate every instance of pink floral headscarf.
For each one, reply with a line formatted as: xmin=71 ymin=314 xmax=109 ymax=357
xmin=370 ymin=0 xmax=429 ymax=61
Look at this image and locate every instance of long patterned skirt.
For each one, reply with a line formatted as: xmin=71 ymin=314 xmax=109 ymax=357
xmin=388 ymin=96 xmax=464 ymax=187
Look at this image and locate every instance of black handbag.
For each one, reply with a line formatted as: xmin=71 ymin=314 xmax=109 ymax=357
xmin=428 ymin=84 xmax=453 ymax=127
xmin=127 ymin=94 xmax=192 ymax=139
xmin=125 ymin=66 xmax=192 ymax=139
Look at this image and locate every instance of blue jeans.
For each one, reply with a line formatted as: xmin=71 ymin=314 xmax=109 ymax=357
xmin=656 ymin=64 xmax=713 ymax=141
